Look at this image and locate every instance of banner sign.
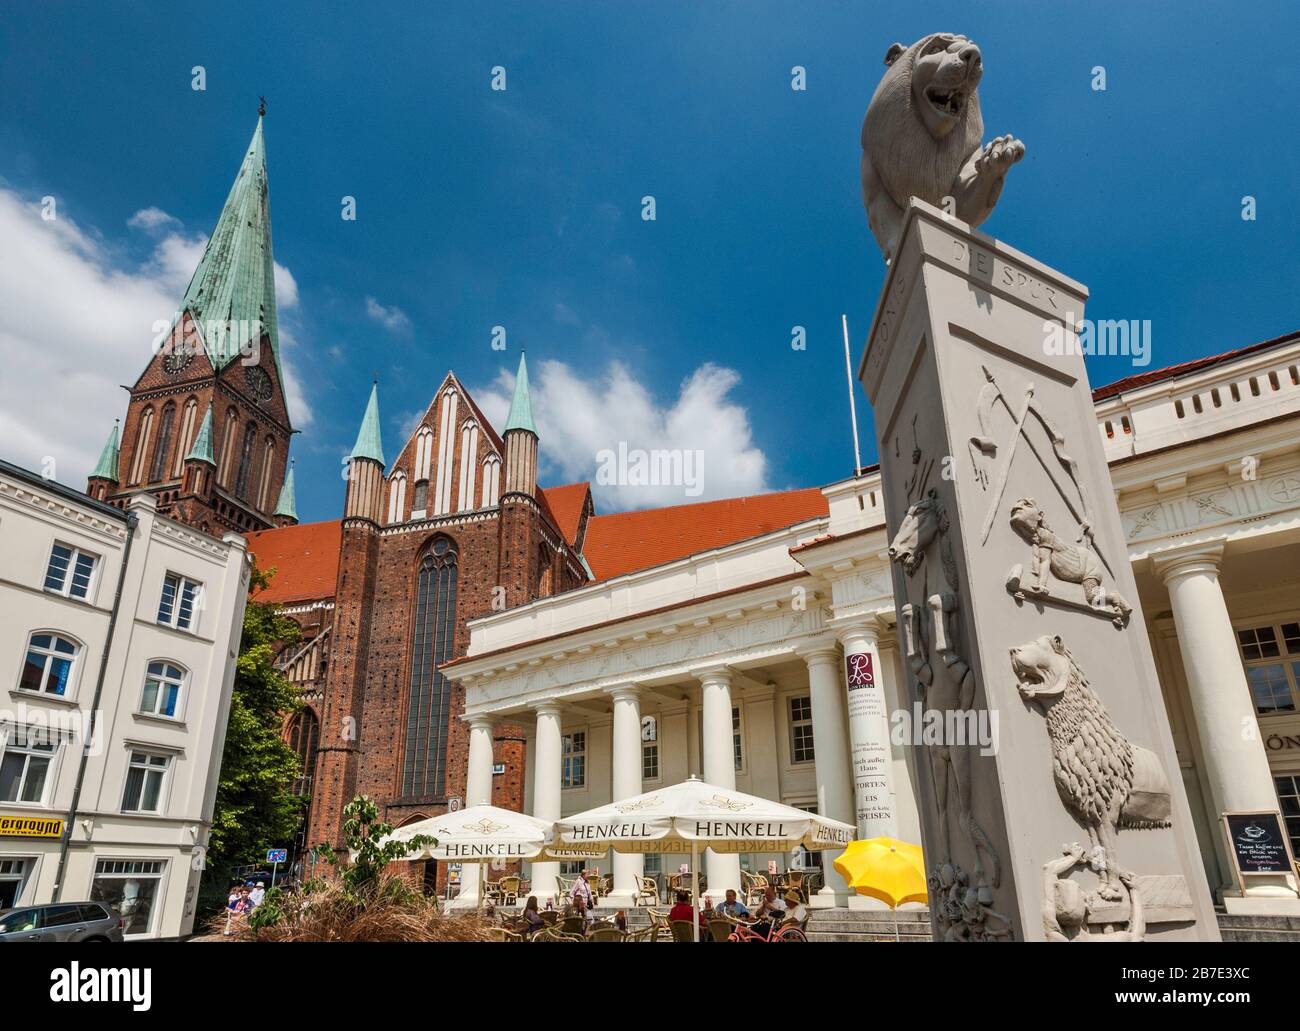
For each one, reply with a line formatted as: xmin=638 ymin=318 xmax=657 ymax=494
xmin=0 ymin=814 xmax=64 ymax=838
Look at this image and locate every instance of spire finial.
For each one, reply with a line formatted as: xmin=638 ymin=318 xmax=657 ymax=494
xmin=258 ymin=95 xmax=267 ymax=118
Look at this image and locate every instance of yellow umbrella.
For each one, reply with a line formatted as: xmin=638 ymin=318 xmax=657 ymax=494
xmin=833 ymin=838 xmax=928 ymax=937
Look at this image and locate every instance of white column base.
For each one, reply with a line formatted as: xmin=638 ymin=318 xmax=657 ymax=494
xmin=846 ymin=894 xmax=889 ymax=912
xmin=1222 ymin=891 xmax=1300 ymax=916
xmin=810 ymin=886 xmax=849 ymax=909
xmin=596 ymin=891 xmax=638 ymax=910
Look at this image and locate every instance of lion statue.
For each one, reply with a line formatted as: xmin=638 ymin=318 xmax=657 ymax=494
xmin=860 ymin=33 xmax=1025 ymax=262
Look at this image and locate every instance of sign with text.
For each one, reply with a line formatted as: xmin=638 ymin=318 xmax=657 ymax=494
xmin=0 ymin=814 xmax=63 ymax=838
xmin=1222 ymin=811 xmax=1295 ymax=882
xmin=266 ymin=848 xmax=287 ymax=864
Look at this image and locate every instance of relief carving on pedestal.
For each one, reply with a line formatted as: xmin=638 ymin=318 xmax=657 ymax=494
xmin=1010 ymin=634 xmax=1181 ymax=939
xmin=888 ymin=486 xmax=1003 ymax=936
xmin=1005 ymin=498 xmax=1133 ymax=628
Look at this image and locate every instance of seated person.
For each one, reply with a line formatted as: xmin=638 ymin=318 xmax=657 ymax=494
xmin=520 ymin=896 xmax=546 ymax=935
xmin=780 ymin=890 xmax=808 ymax=928
xmin=715 ymin=889 xmax=750 ymax=920
xmin=746 ymin=885 xmax=786 ymax=940
xmin=668 ymin=889 xmax=696 ymax=925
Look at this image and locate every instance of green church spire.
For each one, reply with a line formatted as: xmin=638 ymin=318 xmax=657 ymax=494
xmin=170 ymin=114 xmax=284 ymax=386
xmin=504 ymin=353 xmax=537 ymax=435
xmin=92 ymin=421 xmax=119 ymax=481
xmin=186 ymin=405 xmax=215 ymax=465
xmin=350 ymin=382 xmax=385 ymax=466
xmin=274 ymin=459 xmax=297 ymax=520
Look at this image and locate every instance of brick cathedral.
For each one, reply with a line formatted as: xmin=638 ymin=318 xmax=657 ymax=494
xmin=93 ymin=114 xmax=829 ymax=881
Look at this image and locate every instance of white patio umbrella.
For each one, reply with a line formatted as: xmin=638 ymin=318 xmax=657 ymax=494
xmin=377 ymin=803 xmax=590 ymax=910
xmin=555 ymin=776 xmax=856 ymax=940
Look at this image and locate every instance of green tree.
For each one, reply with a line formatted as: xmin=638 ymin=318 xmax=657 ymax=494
xmin=199 ymin=563 xmax=307 ymax=908
xmin=314 ymin=795 xmax=437 ymax=902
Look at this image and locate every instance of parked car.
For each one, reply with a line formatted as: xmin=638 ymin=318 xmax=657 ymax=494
xmin=0 ymin=903 xmax=124 ymax=942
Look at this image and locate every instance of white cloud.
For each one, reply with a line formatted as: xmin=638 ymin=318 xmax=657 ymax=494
xmin=0 ymin=187 xmax=311 ymax=487
xmin=365 ymin=296 xmax=410 ymax=334
xmin=127 ymin=206 xmax=181 ymax=232
xmin=475 ymin=358 xmax=770 ymax=511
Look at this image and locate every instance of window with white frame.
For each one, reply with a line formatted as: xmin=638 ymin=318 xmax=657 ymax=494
xmin=789 ymin=695 xmax=816 ymax=763
xmin=90 ymin=859 xmax=165 ymax=936
xmin=1237 ymin=621 xmax=1300 ymax=715
xmin=139 ymin=662 xmax=186 ymax=719
xmin=121 ymin=751 xmax=170 ymax=813
xmin=642 ymin=742 xmax=659 ymax=780
xmin=0 ymin=726 xmax=58 ymax=805
xmin=561 ymin=731 xmax=586 ymax=789
xmin=43 ymin=542 xmax=98 ymax=600
xmin=157 ymin=573 xmax=202 ymax=631
xmin=732 ymin=706 xmax=743 ymax=771
xmin=18 ymin=633 xmax=79 ymax=697
xmin=0 ymin=858 xmax=30 ymax=908
xmin=1275 ymin=774 xmax=1300 ymax=862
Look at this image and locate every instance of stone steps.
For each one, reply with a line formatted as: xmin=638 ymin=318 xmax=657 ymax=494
xmin=1215 ymin=912 xmax=1300 ymax=942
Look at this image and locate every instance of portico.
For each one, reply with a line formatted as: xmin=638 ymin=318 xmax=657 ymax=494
xmin=449 ymin=492 xmax=919 ymax=909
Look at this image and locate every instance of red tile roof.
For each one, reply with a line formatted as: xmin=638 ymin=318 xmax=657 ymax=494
xmin=245 ymin=519 xmax=342 ymax=605
xmin=1091 ymin=330 xmax=1299 ymax=401
xmin=540 ymin=482 xmax=591 ymax=547
xmin=580 ymin=487 xmax=829 ymax=581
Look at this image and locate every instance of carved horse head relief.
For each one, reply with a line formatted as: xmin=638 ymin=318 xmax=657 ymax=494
xmin=888 ymin=488 xmax=949 ymax=575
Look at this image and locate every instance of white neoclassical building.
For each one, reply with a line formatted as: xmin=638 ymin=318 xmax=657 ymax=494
xmin=0 ymin=459 xmax=250 ymax=938
xmin=448 ymin=332 xmax=1300 ymax=913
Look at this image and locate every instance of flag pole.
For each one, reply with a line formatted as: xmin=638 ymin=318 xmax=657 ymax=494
xmin=842 ymin=314 xmax=863 ymax=476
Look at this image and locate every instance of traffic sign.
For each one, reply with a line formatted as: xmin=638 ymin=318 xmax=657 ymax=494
xmin=267 ymin=848 xmax=288 ymax=864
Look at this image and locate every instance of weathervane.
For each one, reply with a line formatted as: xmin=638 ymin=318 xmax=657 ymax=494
xmin=258 ymin=95 xmax=267 ymax=117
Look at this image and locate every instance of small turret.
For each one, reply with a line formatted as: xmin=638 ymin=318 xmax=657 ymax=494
xmin=502 ymin=353 xmax=538 ymax=497
xmin=87 ymin=421 xmax=120 ymax=502
xmin=345 ymin=383 xmax=385 ymax=523
xmin=181 ymin=404 xmax=217 ymax=497
xmin=274 ymin=459 xmax=299 ymax=527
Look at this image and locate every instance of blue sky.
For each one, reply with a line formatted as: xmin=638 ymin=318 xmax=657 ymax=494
xmin=1 ymin=1 xmax=1296 ymax=522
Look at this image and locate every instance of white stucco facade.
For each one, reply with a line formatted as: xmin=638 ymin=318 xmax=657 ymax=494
xmin=451 ymin=335 xmax=1300 ymax=912
xmin=0 ymin=462 xmax=250 ymax=938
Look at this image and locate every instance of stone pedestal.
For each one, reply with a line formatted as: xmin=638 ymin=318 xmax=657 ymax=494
xmin=858 ymin=199 xmax=1220 ymax=941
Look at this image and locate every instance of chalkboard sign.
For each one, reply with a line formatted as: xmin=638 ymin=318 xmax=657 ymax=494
xmin=1221 ymin=811 xmax=1295 ymax=882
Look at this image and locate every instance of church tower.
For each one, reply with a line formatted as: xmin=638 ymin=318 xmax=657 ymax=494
xmin=89 ymin=108 xmax=293 ymax=536
xmin=308 ymin=383 xmax=385 ymax=847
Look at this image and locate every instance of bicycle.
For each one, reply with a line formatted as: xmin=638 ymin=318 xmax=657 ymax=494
xmin=724 ymin=916 xmax=808 ymax=942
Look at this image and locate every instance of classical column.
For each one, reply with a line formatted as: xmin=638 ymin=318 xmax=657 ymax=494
xmin=697 ymin=666 xmax=742 ymax=897
xmin=796 ymin=638 xmax=856 ymax=907
xmin=458 ymin=715 xmax=495 ymax=904
xmin=833 ymin=619 xmax=899 ymax=841
xmin=529 ymin=703 xmax=564 ymax=908
xmin=605 ymin=685 xmax=645 ymax=907
xmin=1154 ymin=542 xmax=1300 ymax=908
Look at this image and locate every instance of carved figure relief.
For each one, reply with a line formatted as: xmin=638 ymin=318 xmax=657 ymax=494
xmin=1005 ymin=498 xmax=1132 ymax=628
xmin=1042 ymin=843 xmax=1145 ymax=942
xmin=1010 ymin=634 xmax=1171 ymax=908
xmin=889 ymin=487 xmax=1002 ymax=916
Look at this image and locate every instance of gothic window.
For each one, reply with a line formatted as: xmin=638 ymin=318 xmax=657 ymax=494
xmin=387 ymin=472 xmax=407 ymax=524
xmin=536 ymin=545 xmax=553 ymax=599
xmin=412 ymin=479 xmax=429 ymax=513
xmin=480 ymin=455 xmax=501 ymax=507
xmin=218 ymin=409 xmax=239 ymax=485
xmin=402 ymin=537 xmax=459 ymax=798
xmin=457 ymin=421 xmax=478 ymax=511
xmin=234 ymin=421 xmax=258 ymax=501
xmin=149 ymin=402 xmax=176 ymax=483
xmin=287 ymin=709 xmax=320 ymax=797
xmin=256 ymin=436 xmax=276 ymax=510
xmin=172 ymin=398 xmax=198 ymax=479
xmin=129 ymin=407 xmax=154 ymax=485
